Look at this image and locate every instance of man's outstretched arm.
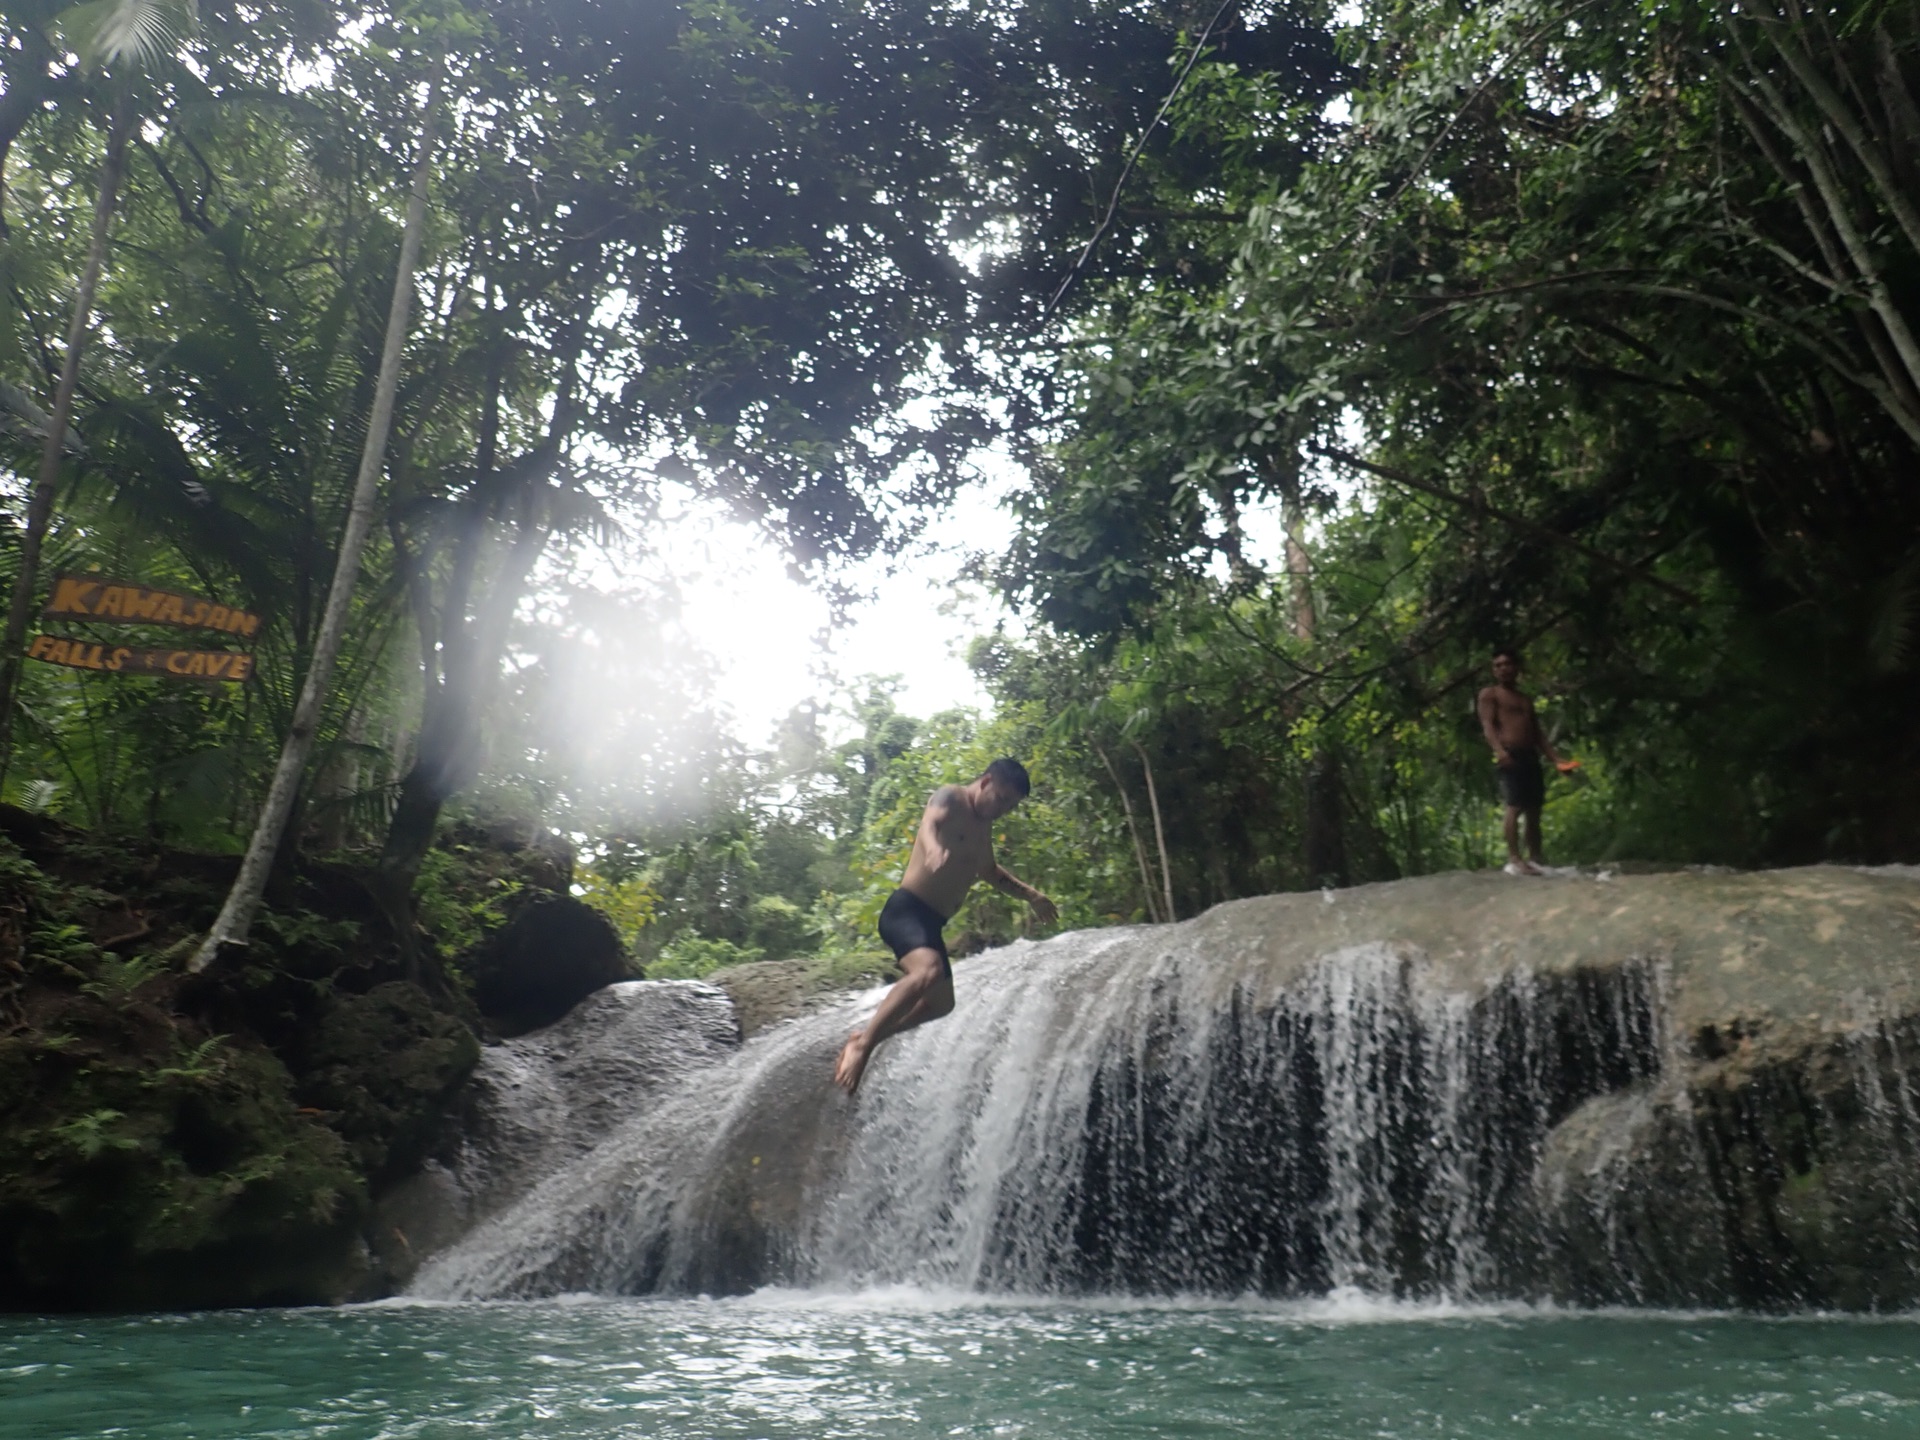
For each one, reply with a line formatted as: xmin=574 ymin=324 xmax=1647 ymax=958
xmin=988 ymin=865 xmax=1058 ymax=924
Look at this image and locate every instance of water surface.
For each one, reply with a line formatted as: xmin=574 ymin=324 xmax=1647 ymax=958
xmin=4 ymin=1292 xmax=1917 ymax=1439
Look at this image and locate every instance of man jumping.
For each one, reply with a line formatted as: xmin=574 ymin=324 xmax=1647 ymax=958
xmin=1477 ymin=646 xmax=1566 ymax=875
xmin=833 ymin=758 xmax=1056 ymax=1094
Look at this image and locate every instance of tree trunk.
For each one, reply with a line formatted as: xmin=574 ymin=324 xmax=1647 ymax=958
xmin=1128 ymin=738 xmax=1176 ymax=923
xmin=191 ymin=72 xmax=443 ymax=973
xmin=0 ymin=92 xmax=133 ymax=783
xmin=1304 ymin=748 xmax=1349 ymax=889
xmin=1093 ymin=740 xmax=1162 ymax=923
xmin=374 ymin=435 xmax=564 ymax=905
xmin=1284 ymin=488 xmax=1316 ymax=642
xmin=1286 ymin=490 xmax=1348 ymax=888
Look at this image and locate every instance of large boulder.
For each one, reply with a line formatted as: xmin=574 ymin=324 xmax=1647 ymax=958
xmin=411 ymin=865 xmax=1920 ymax=1309
xmin=467 ymin=896 xmax=630 ymax=1034
xmin=370 ymin=979 xmax=740 ymax=1289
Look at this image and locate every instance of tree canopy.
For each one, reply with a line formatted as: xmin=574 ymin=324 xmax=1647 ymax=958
xmin=1 ymin=0 xmax=1913 ymax=960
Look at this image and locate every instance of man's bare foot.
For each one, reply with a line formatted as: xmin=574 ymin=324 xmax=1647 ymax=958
xmin=834 ymin=1032 xmax=871 ymax=1094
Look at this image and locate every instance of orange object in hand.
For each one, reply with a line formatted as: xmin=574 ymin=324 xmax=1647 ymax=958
xmin=1556 ymin=759 xmax=1582 ymax=774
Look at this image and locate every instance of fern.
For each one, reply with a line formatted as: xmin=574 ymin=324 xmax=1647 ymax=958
xmin=53 ymin=1109 xmax=140 ymax=1160
xmin=15 ymin=779 xmax=61 ymax=815
xmin=1869 ymin=558 xmax=1920 ymax=674
xmin=80 ymin=952 xmax=165 ymax=1000
xmin=150 ymin=1033 xmax=228 ymax=1083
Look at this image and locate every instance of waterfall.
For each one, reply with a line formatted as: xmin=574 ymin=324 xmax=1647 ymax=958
xmin=409 ymin=871 xmax=1920 ymax=1307
xmin=410 ymin=894 xmax=1691 ymax=1303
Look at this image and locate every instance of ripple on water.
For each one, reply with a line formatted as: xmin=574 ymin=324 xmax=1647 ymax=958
xmin=1 ymin=1295 xmax=1918 ymax=1439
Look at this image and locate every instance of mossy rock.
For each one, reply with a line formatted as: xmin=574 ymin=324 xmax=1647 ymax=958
xmin=297 ymin=981 xmax=480 ymax=1183
xmin=0 ymin=815 xmax=496 ymax=1309
xmin=711 ymin=951 xmax=898 ymax=1039
xmin=0 ymin=993 xmax=369 ymax=1309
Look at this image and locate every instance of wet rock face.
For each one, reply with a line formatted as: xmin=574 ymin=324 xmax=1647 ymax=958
xmin=372 ymin=980 xmax=739 ymax=1288
xmin=1535 ymin=1016 xmax=1920 ymax=1309
xmin=468 ymin=897 xmax=631 ymax=1034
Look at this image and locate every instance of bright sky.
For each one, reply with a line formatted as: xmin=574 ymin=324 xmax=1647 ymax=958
xmin=639 ymin=466 xmax=1019 ymax=747
xmin=636 ymin=461 xmax=1299 ymax=749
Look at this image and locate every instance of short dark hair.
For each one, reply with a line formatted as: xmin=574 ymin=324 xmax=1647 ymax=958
xmin=1492 ymin=646 xmax=1523 ymax=667
xmin=983 ymin=757 xmax=1031 ymax=797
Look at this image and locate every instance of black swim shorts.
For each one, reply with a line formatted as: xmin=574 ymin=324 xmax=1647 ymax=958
xmin=1497 ymin=747 xmax=1546 ymax=810
xmin=877 ymin=887 xmax=951 ymax=971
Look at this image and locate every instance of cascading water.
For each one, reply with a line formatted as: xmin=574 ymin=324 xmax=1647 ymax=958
xmin=410 ymin=885 xmax=1709 ymax=1304
xmin=410 ymin=871 xmax=1920 ymax=1308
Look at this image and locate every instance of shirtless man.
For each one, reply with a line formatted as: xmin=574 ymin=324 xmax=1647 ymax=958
xmin=1477 ymin=647 xmax=1565 ymax=875
xmin=833 ymin=758 xmax=1056 ymax=1094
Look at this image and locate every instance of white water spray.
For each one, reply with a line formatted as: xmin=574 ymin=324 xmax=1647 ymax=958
xmin=411 ymin=896 xmax=1684 ymax=1302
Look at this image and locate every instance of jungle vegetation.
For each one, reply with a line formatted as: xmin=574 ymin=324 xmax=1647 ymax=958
xmin=2 ymin=0 xmax=1916 ymax=965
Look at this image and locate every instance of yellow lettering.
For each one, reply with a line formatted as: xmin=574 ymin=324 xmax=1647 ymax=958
xmin=165 ymin=651 xmax=191 ymax=675
xmin=157 ymin=595 xmax=185 ymax=625
xmin=130 ymin=587 xmax=163 ymax=620
xmin=185 ymin=601 xmax=208 ymax=627
xmin=48 ymin=577 xmax=98 ymax=616
xmin=235 ymin=612 xmax=260 ymax=638
xmin=229 ymin=654 xmax=253 ymax=682
xmin=47 ymin=640 xmax=70 ymax=665
xmin=185 ymin=653 xmax=210 ymax=676
xmin=80 ymin=644 xmax=103 ymax=670
xmin=96 ymin=586 xmax=125 ymax=618
xmin=27 ymin=635 xmax=54 ymax=660
xmin=106 ymin=647 xmax=130 ymax=672
xmin=207 ymin=606 xmax=229 ymax=631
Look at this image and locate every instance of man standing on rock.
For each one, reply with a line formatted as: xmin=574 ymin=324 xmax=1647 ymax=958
xmin=834 ymin=758 xmax=1056 ymax=1094
xmin=1477 ymin=647 xmax=1567 ymax=875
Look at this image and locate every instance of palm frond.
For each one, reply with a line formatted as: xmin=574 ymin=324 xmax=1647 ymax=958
xmin=304 ymin=781 xmax=403 ymax=837
xmin=54 ymin=0 xmax=197 ymax=70
xmin=543 ymin=476 xmax=624 ymax=548
xmin=1870 ymin=557 xmax=1920 ymax=675
xmin=0 ymin=380 xmax=87 ymax=457
xmin=16 ymin=779 xmax=62 ymax=815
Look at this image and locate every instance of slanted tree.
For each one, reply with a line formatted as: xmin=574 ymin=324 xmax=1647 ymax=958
xmin=192 ymin=24 xmax=449 ymax=971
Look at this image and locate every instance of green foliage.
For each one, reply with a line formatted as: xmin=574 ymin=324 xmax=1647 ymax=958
xmin=0 ymin=0 xmax=1348 ymax=889
xmin=78 ymin=951 xmax=165 ymax=1001
xmin=572 ymin=865 xmax=660 ymax=953
xmin=413 ymin=845 xmax=525 ymax=959
xmin=50 ymin=1107 xmax=140 ymax=1160
xmin=648 ymin=933 xmax=764 ymax=981
xmin=0 ymin=815 xmax=488 ymax=1306
xmin=251 ymin=906 xmax=360 ymax=957
xmin=743 ymin=895 xmax=818 ymax=960
xmin=150 ymin=1033 xmax=228 ymax=1084
xmin=992 ymin=0 xmax=1920 ymax=882
xmin=5 ymin=0 xmax=1915 ymax=1298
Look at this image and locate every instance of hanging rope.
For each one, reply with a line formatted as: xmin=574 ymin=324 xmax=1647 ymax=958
xmin=1040 ymin=0 xmax=1243 ymax=324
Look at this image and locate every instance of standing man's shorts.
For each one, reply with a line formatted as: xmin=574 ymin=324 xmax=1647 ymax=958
xmin=878 ymin=887 xmax=951 ymax=974
xmin=1497 ymin=747 xmax=1546 ymax=810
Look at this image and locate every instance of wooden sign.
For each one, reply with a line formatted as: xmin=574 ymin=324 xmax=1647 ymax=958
xmin=27 ymin=634 xmax=253 ymax=682
xmin=43 ymin=574 xmax=261 ymax=638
